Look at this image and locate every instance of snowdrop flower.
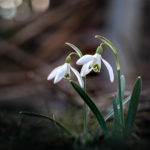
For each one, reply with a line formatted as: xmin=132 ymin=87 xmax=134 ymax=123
xmin=76 ymin=45 xmax=114 ymax=82
xmin=47 ymin=56 xmax=84 ymax=88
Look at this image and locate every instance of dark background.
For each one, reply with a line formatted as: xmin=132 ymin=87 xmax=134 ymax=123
xmin=0 ymin=0 xmax=150 ymax=149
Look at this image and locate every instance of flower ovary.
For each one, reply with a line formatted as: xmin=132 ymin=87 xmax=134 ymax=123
xmin=96 ymin=45 xmax=103 ymax=54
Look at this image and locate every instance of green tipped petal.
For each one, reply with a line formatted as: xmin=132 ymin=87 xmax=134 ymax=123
xmin=64 ymin=73 xmax=70 ymax=79
xmin=93 ymin=64 xmax=100 ymax=72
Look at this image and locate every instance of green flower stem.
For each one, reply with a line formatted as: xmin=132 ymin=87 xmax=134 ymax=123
xmin=65 ymin=42 xmax=83 ymax=58
xmin=95 ymin=35 xmax=124 ymax=127
xmin=96 ymin=43 xmax=104 ymax=54
xmin=95 ymin=35 xmax=120 ymax=70
xmin=65 ymin=52 xmax=79 ymax=63
xmin=83 ymin=76 xmax=88 ymax=141
xmin=117 ymin=69 xmax=124 ymax=127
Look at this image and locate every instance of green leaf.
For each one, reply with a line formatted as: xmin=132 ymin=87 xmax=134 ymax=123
xmin=19 ymin=111 xmax=72 ymax=135
xmin=116 ymin=75 xmax=125 ymax=121
xmin=113 ymin=96 xmax=119 ymax=125
xmin=112 ymin=96 xmax=120 ymax=135
xmin=94 ymin=96 xmax=130 ymax=139
xmin=117 ymin=70 xmax=124 ymax=127
xmin=124 ymin=77 xmax=142 ymax=136
xmin=70 ymin=80 xmax=108 ymax=135
xmin=116 ymin=75 xmax=125 ymax=103
xmin=104 ymin=95 xmax=131 ymax=121
xmin=65 ymin=42 xmax=83 ymax=57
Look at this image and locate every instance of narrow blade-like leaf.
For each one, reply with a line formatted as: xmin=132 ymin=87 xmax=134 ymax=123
xmin=70 ymin=80 xmax=108 ymax=135
xmin=65 ymin=42 xmax=83 ymax=57
xmin=104 ymin=96 xmax=131 ymax=121
xmin=125 ymin=77 xmax=142 ymax=136
xmin=93 ymin=126 xmax=101 ymax=141
xmin=116 ymin=75 xmax=125 ymax=120
xmin=19 ymin=111 xmax=72 ymax=135
xmin=94 ymin=96 xmax=130 ymax=138
xmin=112 ymin=96 xmax=120 ymax=135
xmin=116 ymin=75 xmax=125 ymax=103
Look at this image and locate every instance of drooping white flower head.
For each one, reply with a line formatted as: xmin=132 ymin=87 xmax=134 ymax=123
xmin=47 ymin=62 xmax=84 ymax=88
xmin=76 ymin=45 xmax=114 ymax=82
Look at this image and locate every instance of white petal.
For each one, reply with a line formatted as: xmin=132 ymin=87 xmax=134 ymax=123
xmin=92 ymin=53 xmax=101 ymax=68
xmin=94 ymin=53 xmax=101 ymax=67
xmin=66 ymin=63 xmax=71 ymax=76
xmin=70 ymin=67 xmax=84 ymax=88
xmin=47 ymin=66 xmax=61 ymax=80
xmin=94 ymin=53 xmax=101 ymax=59
xmin=76 ymin=55 xmax=94 ymax=65
xmin=80 ymin=61 xmax=93 ymax=77
xmin=102 ymin=58 xmax=114 ymax=82
xmin=54 ymin=63 xmax=68 ymax=84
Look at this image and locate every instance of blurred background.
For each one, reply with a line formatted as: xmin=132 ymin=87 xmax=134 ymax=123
xmin=0 ymin=0 xmax=150 ymax=149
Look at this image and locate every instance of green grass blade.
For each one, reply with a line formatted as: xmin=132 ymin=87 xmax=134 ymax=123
xmin=19 ymin=111 xmax=72 ymax=135
xmin=65 ymin=42 xmax=83 ymax=57
xmin=104 ymin=96 xmax=131 ymax=121
xmin=125 ymin=77 xmax=142 ymax=136
xmin=70 ymin=80 xmax=108 ymax=135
